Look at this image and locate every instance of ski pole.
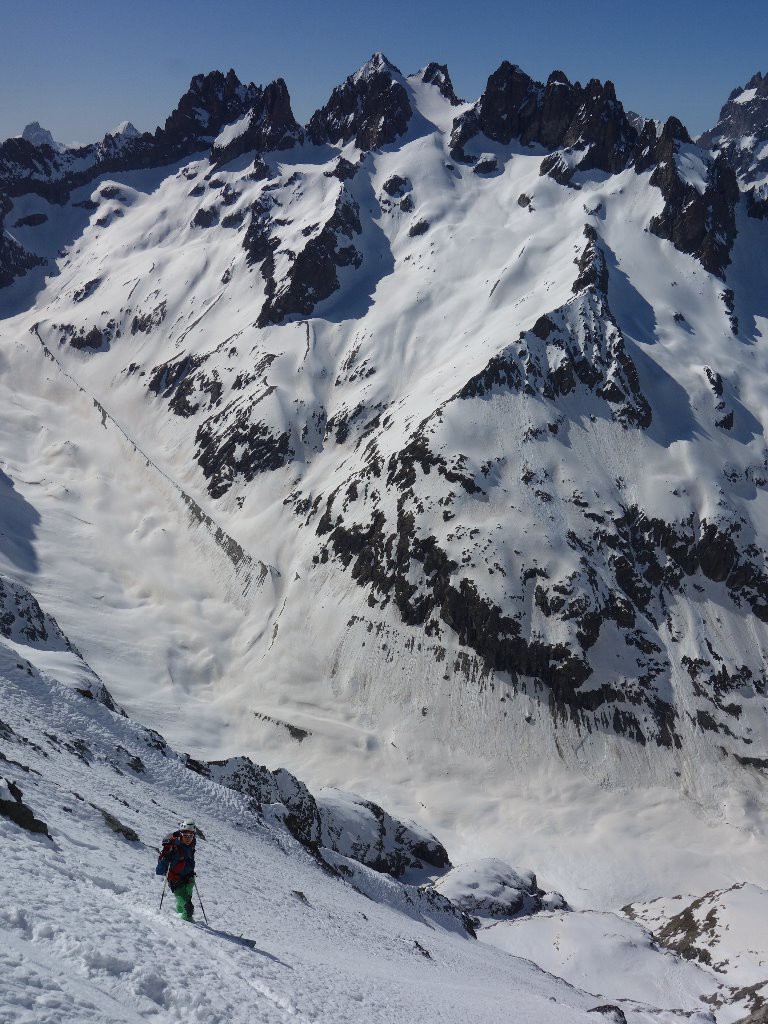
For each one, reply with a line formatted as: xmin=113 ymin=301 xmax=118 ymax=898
xmin=194 ymin=878 xmax=209 ymax=925
xmin=159 ymin=873 xmax=168 ymax=911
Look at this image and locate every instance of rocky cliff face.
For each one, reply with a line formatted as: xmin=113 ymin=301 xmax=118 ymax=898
xmin=420 ymin=62 xmax=461 ymax=105
xmin=646 ymin=119 xmax=739 ymax=280
xmin=210 ymin=78 xmax=304 ymax=166
xmin=159 ymin=69 xmax=263 ymax=147
xmin=699 ymin=69 xmax=768 ymax=238
xmin=450 ymin=63 xmax=638 ymax=176
xmin=699 ymin=71 xmax=768 ymax=186
xmin=307 ymin=53 xmax=413 ymax=150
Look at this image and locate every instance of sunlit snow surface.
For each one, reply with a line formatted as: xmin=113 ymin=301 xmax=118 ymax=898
xmin=0 ymin=650 xmax=718 ymax=1024
xmin=1 ymin=68 xmax=768 ymax=1022
xmin=734 ymin=89 xmax=758 ymax=106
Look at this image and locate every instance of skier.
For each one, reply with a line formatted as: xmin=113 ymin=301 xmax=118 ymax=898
xmin=156 ymin=820 xmax=197 ymax=921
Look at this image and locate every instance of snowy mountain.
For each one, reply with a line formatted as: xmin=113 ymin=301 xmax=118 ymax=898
xmin=1 ymin=54 xmax=768 ymax=1022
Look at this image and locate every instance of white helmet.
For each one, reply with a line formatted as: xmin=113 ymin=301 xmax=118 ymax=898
xmin=178 ymin=820 xmax=196 ymax=833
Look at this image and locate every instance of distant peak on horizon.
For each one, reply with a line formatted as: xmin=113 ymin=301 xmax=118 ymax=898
xmin=20 ymin=121 xmax=63 ymax=151
xmin=107 ymin=120 xmax=140 ymax=140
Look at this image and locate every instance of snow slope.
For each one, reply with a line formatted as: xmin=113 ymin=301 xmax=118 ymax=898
xmin=0 ymin=625 xmax=718 ymax=1024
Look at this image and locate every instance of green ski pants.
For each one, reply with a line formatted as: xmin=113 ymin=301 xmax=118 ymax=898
xmin=173 ymin=878 xmax=195 ymax=921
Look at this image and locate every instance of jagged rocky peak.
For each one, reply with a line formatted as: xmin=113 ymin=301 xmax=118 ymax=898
xmin=307 ymin=52 xmax=413 ymax=150
xmin=20 ymin=121 xmax=63 ymax=151
xmin=562 ymin=77 xmax=638 ymax=174
xmin=420 ymin=62 xmax=462 ymax=105
xmin=352 ymin=51 xmax=401 ymax=81
xmin=700 ymin=71 xmax=768 ymax=146
xmin=159 ymin=68 xmax=263 ymax=144
xmin=0 ymin=128 xmax=78 ymax=206
xmin=473 ymin=61 xmax=539 ymax=144
xmin=211 ymin=77 xmax=303 ymax=164
xmin=699 ymin=70 xmax=768 ymax=185
xmin=450 ymin=60 xmax=637 ymax=175
xmin=659 ymin=115 xmax=693 ymax=149
xmin=634 ymin=114 xmax=691 ymax=174
xmin=0 ymin=69 xmax=298 ymax=208
xmin=626 ymin=109 xmax=659 ymax=135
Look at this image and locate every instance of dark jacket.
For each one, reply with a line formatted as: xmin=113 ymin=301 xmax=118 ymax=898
xmin=155 ymin=831 xmax=196 ymax=890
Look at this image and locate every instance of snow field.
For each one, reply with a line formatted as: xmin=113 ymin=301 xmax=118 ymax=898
xmin=1 ymin=651 xmax=710 ymax=1024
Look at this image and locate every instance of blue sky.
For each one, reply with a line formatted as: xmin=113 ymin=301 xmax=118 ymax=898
xmin=1 ymin=0 xmax=765 ymax=144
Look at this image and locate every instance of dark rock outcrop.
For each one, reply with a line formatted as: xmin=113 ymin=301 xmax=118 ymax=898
xmin=131 ymin=300 xmax=167 ymax=335
xmin=242 ymin=194 xmax=277 ymax=266
xmin=382 ymin=174 xmax=409 ymax=197
xmin=159 ymin=69 xmax=263 ymax=148
xmin=0 ymin=229 xmax=45 ymax=288
xmin=408 ymin=219 xmax=429 ymax=237
xmin=190 ymin=755 xmax=322 ymax=846
xmin=734 ymin=1007 xmax=768 ymax=1024
xmin=148 ymin=345 xmax=295 ymax=496
xmin=0 ymin=777 xmax=50 ymax=837
xmin=307 ymin=53 xmax=412 ymax=151
xmin=420 ymin=62 xmax=461 ymax=105
xmin=0 ymin=573 xmax=124 ymax=715
xmin=188 ymin=755 xmax=449 ymax=877
xmin=647 ymin=119 xmax=739 ymax=280
xmin=450 ymin=63 xmax=638 ymax=176
xmin=1 ymin=573 xmax=73 ymax=648
xmin=746 ymin=183 xmax=768 ymax=220
xmin=433 ymin=859 xmax=568 ymax=922
xmin=148 ymin=352 xmax=212 ymax=417
xmin=191 ymin=205 xmax=219 ymax=229
xmin=195 ymin=407 xmax=293 ymax=499
xmin=699 ymin=71 xmax=768 ymax=184
xmin=13 ymin=212 xmax=48 ymax=228
xmin=210 ymin=79 xmax=303 ymax=165
xmin=94 ymin=805 xmax=140 ymax=842
xmin=256 ymin=187 xmax=363 ymax=327
xmin=326 ymin=156 xmax=360 ymax=181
